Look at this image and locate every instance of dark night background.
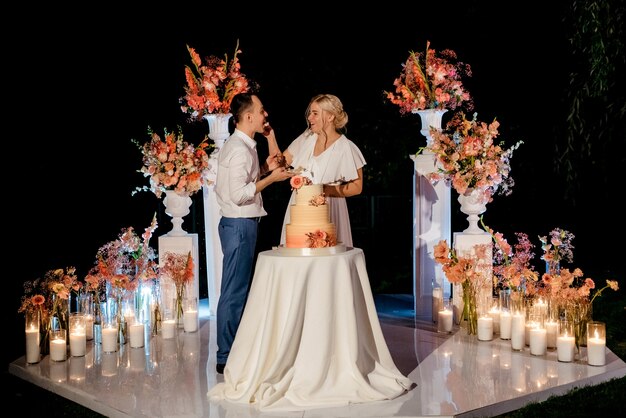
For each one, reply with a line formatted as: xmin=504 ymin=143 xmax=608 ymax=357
xmin=6 ymin=1 xmax=625 ymax=369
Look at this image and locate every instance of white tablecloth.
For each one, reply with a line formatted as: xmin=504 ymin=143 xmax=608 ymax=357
xmin=207 ymin=247 xmax=413 ymax=411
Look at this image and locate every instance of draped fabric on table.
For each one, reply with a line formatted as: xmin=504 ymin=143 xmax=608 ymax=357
xmin=207 ymin=248 xmax=413 ymax=411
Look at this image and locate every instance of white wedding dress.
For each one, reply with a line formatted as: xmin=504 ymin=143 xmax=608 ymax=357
xmin=279 ymin=130 xmax=366 ymax=247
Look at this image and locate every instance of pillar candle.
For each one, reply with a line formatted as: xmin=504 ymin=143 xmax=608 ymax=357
xmin=432 ymin=287 xmax=443 ymax=323
xmin=84 ymin=314 xmax=94 ymax=340
xmin=477 ymin=316 xmax=493 ymax=341
xmin=525 ymin=321 xmax=538 ymax=346
xmin=511 ymin=312 xmax=525 ymax=351
xmin=102 ymin=326 xmax=117 ymax=353
xmin=534 ymin=299 xmax=548 ymax=319
xmin=183 ymin=310 xmax=199 ymax=333
xmin=545 ymin=320 xmax=558 ymax=349
xmin=50 ymin=338 xmax=67 ymax=362
xmin=489 ymin=307 xmax=500 ymax=334
xmin=437 ymin=309 xmax=453 ymax=333
xmin=162 ymin=319 xmax=176 ymax=339
xmin=499 ymin=311 xmax=512 ymax=340
xmin=587 ymin=335 xmax=606 ymax=366
xmin=529 ymin=327 xmax=547 ymax=355
xmin=69 ymin=331 xmax=86 ymax=357
xmin=557 ymin=334 xmax=575 ymax=362
xmin=25 ymin=328 xmax=40 ymax=364
xmin=129 ymin=323 xmax=145 ymax=348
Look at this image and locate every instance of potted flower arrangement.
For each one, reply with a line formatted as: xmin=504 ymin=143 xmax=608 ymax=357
xmin=385 ymin=40 xmax=474 ymax=113
xmin=133 ymin=127 xmax=211 ymax=199
xmin=426 ymin=112 xmax=523 ymax=204
xmin=180 ymin=40 xmax=252 ymax=121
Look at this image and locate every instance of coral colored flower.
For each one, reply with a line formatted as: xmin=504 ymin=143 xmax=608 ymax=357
xmin=180 ymin=40 xmax=252 ymax=120
xmin=386 ymin=41 xmax=473 ymax=113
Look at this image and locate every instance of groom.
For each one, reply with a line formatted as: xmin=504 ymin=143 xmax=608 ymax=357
xmin=214 ymin=92 xmax=292 ymax=374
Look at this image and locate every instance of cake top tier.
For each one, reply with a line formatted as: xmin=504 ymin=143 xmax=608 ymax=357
xmin=294 ymin=184 xmax=325 ymax=206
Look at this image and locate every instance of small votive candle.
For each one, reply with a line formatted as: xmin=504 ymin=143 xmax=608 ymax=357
xmin=557 ymin=320 xmax=575 ymax=363
xmin=437 ymin=303 xmax=453 ymax=333
xmin=477 ymin=315 xmax=493 ymax=341
xmin=49 ymin=329 xmax=67 ymax=362
xmin=129 ymin=322 xmax=145 ymax=348
xmin=586 ymin=321 xmax=606 ymax=366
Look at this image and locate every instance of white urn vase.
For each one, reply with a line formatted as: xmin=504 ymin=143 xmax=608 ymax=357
xmin=412 ymin=108 xmax=447 ymax=152
xmin=203 ymin=113 xmax=232 ymax=149
xmin=457 ymin=188 xmax=488 ymax=234
xmin=163 ymin=190 xmax=193 ymax=236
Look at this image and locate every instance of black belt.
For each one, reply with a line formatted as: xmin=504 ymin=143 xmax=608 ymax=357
xmin=244 ymin=216 xmax=262 ymax=223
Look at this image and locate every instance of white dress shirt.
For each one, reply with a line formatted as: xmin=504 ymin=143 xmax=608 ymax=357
xmin=215 ymin=129 xmax=267 ymax=218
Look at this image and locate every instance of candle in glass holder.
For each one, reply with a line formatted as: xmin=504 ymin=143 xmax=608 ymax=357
xmin=25 ymin=310 xmax=40 ymax=364
xmin=183 ymin=297 xmax=199 ymax=333
xmin=102 ymin=325 xmax=118 ymax=353
xmin=69 ymin=313 xmax=86 ymax=357
xmin=545 ymin=319 xmax=558 ymax=349
xmin=511 ymin=311 xmax=525 ymax=351
xmin=477 ymin=315 xmax=493 ymax=341
xmin=49 ymin=329 xmax=67 ymax=362
xmin=586 ymin=321 xmax=606 ymax=366
xmin=557 ymin=329 xmax=575 ymax=363
xmin=432 ymin=287 xmax=443 ymax=323
xmin=499 ymin=310 xmax=512 ymax=340
xmin=162 ymin=319 xmax=176 ymax=339
xmin=488 ymin=301 xmax=500 ymax=335
xmin=529 ymin=326 xmax=547 ymax=356
xmin=129 ymin=322 xmax=145 ymax=348
xmin=437 ymin=304 xmax=453 ymax=333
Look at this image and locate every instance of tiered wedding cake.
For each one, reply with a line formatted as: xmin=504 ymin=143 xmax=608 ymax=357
xmin=285 ymin=183 xmax=337 ymax=248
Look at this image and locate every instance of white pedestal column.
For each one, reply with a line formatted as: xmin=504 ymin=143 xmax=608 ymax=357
xmin=203 ymin=140 xmax=225 ymax=318
xmin=452 ymin=232 xmax=493 ymax=323
xmin=158 ymin=233 xmax=200 ymax=313
xmin=411 ymin=154 xmax=451 ymax=321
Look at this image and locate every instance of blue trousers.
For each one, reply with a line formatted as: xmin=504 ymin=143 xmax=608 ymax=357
xmin=216 ymin=217 xmax=258 ymax=364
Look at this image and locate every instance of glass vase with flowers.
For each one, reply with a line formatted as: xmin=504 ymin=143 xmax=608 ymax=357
xmin=433 ymin=240 xmax=493 ymax=335
xmin=18 ymin=267 xmax=81 ymax=355
xmin=160 ymin=251 xmax=195 ymax=328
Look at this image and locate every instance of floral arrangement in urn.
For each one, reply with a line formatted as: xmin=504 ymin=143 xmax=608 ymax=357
xmin=180 ymin=40 xmax=252 ymax=120
xmin=385 ymin=40 xmax=473 ymax=113
xmin=425 ymin=112 xmax=523 ymax=203
xmin=132 ymin=127 xmax=212 ymax=198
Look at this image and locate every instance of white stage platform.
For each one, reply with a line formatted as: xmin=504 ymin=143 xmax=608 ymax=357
xmin=9 ymin=298 xmax=626 ymax=418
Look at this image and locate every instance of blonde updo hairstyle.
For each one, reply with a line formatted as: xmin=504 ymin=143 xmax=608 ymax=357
xmin=306 ymin=94 xmax=349 ymax=134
